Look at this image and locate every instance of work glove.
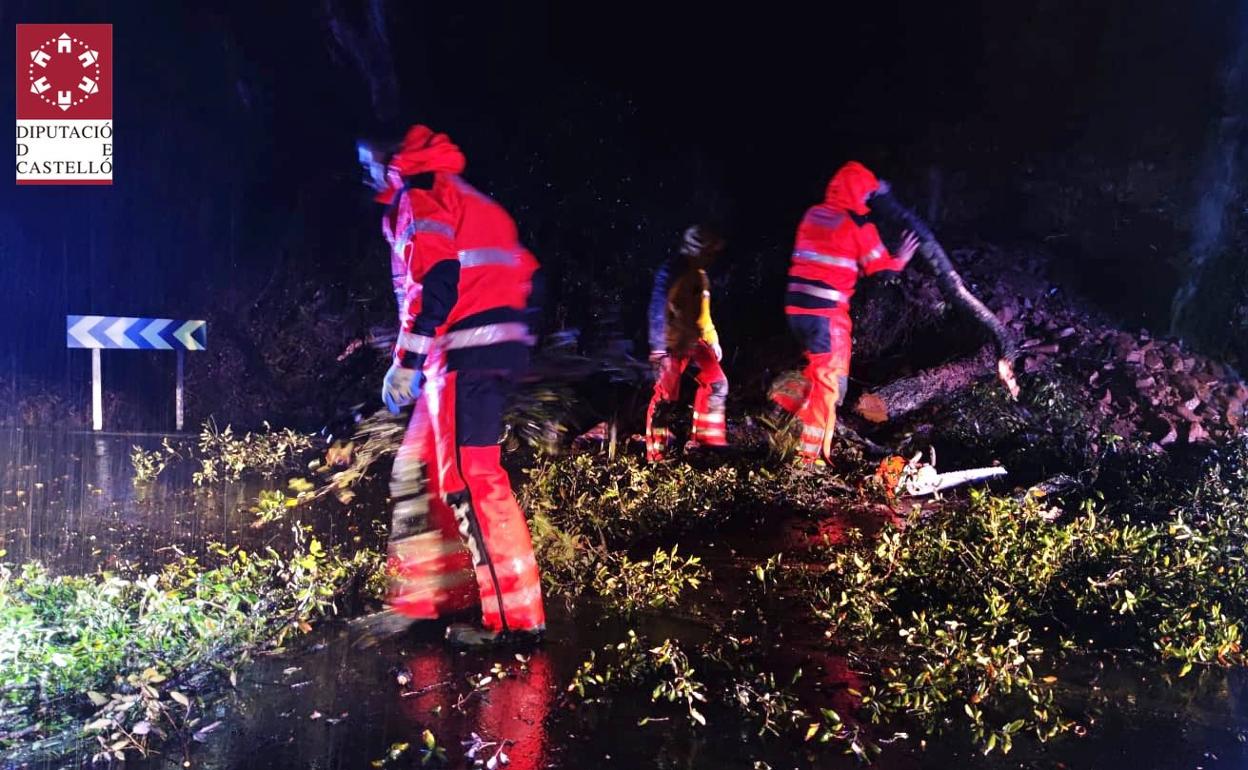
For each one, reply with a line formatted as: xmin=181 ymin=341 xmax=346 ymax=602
xmin=381 ymin=362 xmax=423 ymax=414
xmin=711 ymin=342 xmax=723 ymax=361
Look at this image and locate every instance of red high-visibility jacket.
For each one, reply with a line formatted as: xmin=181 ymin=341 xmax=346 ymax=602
xmin=387 ymin=126 xmax=540 ymax=372
xmin=785 ymin=161 xmax=906 ymax=318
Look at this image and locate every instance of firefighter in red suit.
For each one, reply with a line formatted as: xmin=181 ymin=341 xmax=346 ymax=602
xmin=774 ymin=162 xmax=919 ymax=465
xmin=374 ymin=125 xmax=545 ymax=646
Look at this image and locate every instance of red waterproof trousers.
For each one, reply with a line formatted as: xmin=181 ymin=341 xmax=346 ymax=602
xmin=388 ymin=364 xmax=545 ymax=633
xmin=777 ymin=311 xmax=853 ymax=463
xmin=646 ymin=340 xmax=728 ymax=461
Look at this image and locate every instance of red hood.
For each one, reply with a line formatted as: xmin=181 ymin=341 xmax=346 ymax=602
xmin=388 ymin=124 xmax=467 ymax=177
xmin=824 ymin=161 xmax=879 ymax=215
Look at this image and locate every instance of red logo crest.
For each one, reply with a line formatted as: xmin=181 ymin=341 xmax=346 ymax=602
xmin=15 ymin=24 xmax=113 ymax=185
xmin=17 ymin=24 xmax=111 ymax=119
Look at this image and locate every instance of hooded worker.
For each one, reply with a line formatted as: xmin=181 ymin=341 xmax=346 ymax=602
xmin=367 ymin=124 xmax=546 ymax=647
xmin=777 ymin=162 xmax=919 ymax=465
xmin=645 ymin=225 xmax=728 ymax=461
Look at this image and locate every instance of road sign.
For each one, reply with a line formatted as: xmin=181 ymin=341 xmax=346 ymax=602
xmin=67 ymin=315 xmax=206 ymax=351
xmin=66 ymin=315 xmax=207 ymax=431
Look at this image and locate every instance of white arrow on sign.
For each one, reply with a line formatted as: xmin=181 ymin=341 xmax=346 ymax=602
xmin=31 ymin=49 xmax=51 ymax=67
xmin=105 ymin=317 xmax=139 ymax=349
xmin=68 ymin=315 xmax=104 ymax=348
xmin=140 ymin=319 xmax=173 ymax=350
xmin=30 ymin=76 xmax=51 ymax=95
xmin=78 ymin=49 xmax=99 ymax=67
xmin=173 ymin=320 xmax=204 ymax=351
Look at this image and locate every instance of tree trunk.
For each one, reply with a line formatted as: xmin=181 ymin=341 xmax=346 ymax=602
xmin=854 ymin=346 xmax=997 ymax=424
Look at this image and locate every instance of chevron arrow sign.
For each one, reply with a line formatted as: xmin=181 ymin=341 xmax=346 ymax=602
xmin=67 ymin=315 xmax=207 ymax=351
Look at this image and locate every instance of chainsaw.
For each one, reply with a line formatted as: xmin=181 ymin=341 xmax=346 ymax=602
xmin=896 ymin=448 xmax=1007 ymax=497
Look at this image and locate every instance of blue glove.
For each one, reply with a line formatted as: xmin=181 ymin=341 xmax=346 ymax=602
xmin=381 ymin=362 xmax=423 ymax=414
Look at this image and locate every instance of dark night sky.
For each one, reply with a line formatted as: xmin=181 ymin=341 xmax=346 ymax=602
xmin=0 ymin=0 xmax=1237 ymax=419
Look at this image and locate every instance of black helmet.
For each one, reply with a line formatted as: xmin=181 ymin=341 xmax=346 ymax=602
xmin=679 ymin=225 xmax=724 ymax=266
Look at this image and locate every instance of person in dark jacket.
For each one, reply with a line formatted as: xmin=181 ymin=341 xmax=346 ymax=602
xmin=645 ymin=225 xmax=728 ymax=461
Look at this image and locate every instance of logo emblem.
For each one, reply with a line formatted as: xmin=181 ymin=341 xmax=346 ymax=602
xmin=26 ymin=31 xmax=102 ymax=112
xmin=16 ymin=24 xmax=113 ymax=185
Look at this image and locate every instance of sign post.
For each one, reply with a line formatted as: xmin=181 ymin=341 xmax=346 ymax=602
xmin=176 ymin=349 xmax=185 ymax=431
xmin=91 ymin=348 xmax=102 ymax=431
xmin=67 ymin=315 xmax=207 ymax=431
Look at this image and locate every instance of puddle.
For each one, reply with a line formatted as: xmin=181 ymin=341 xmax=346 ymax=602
xmin=3 ymin=428 xmax=1248 ymax=769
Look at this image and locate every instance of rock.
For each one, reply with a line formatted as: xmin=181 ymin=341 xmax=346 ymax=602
xmin=1110 ymin=418 xmax=1135 ymax=437
xmin=1024 ymin=356 xmax=1046 ymax=373
xmin=1160 ymin=424 xmax=1178 ymax=445
xmin=1172 ymin=374 xmax=1200 ymax=400
xmin=1227 ymin=403 xmax=1244 ymax=428
xmin=1144 ymin=414 xmax=1177 ymax=444
xmin=1114 ymin=333 xmax=1137 ymax=358
xmin=1135 ymin=376 xmax=1156 ymax=390
xmin=1187 ymin=421 xmax=1210 ymax=443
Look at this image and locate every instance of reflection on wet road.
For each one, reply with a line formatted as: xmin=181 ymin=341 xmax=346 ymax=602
xmin=3 ymin=427 xmax=1248 ymax=769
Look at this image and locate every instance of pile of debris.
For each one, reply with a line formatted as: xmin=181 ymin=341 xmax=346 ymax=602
xmin=1004 ymin=300 xmax=1247 ymax=447
xmin=853 ymin=244 xmax=1248 ymax=452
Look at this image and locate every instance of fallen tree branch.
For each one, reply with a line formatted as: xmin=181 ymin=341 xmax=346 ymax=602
xmin=871 ymin=190 xmax=1020 ymax=399
xmin=854 ymin=346 xmax=997 ymax=423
